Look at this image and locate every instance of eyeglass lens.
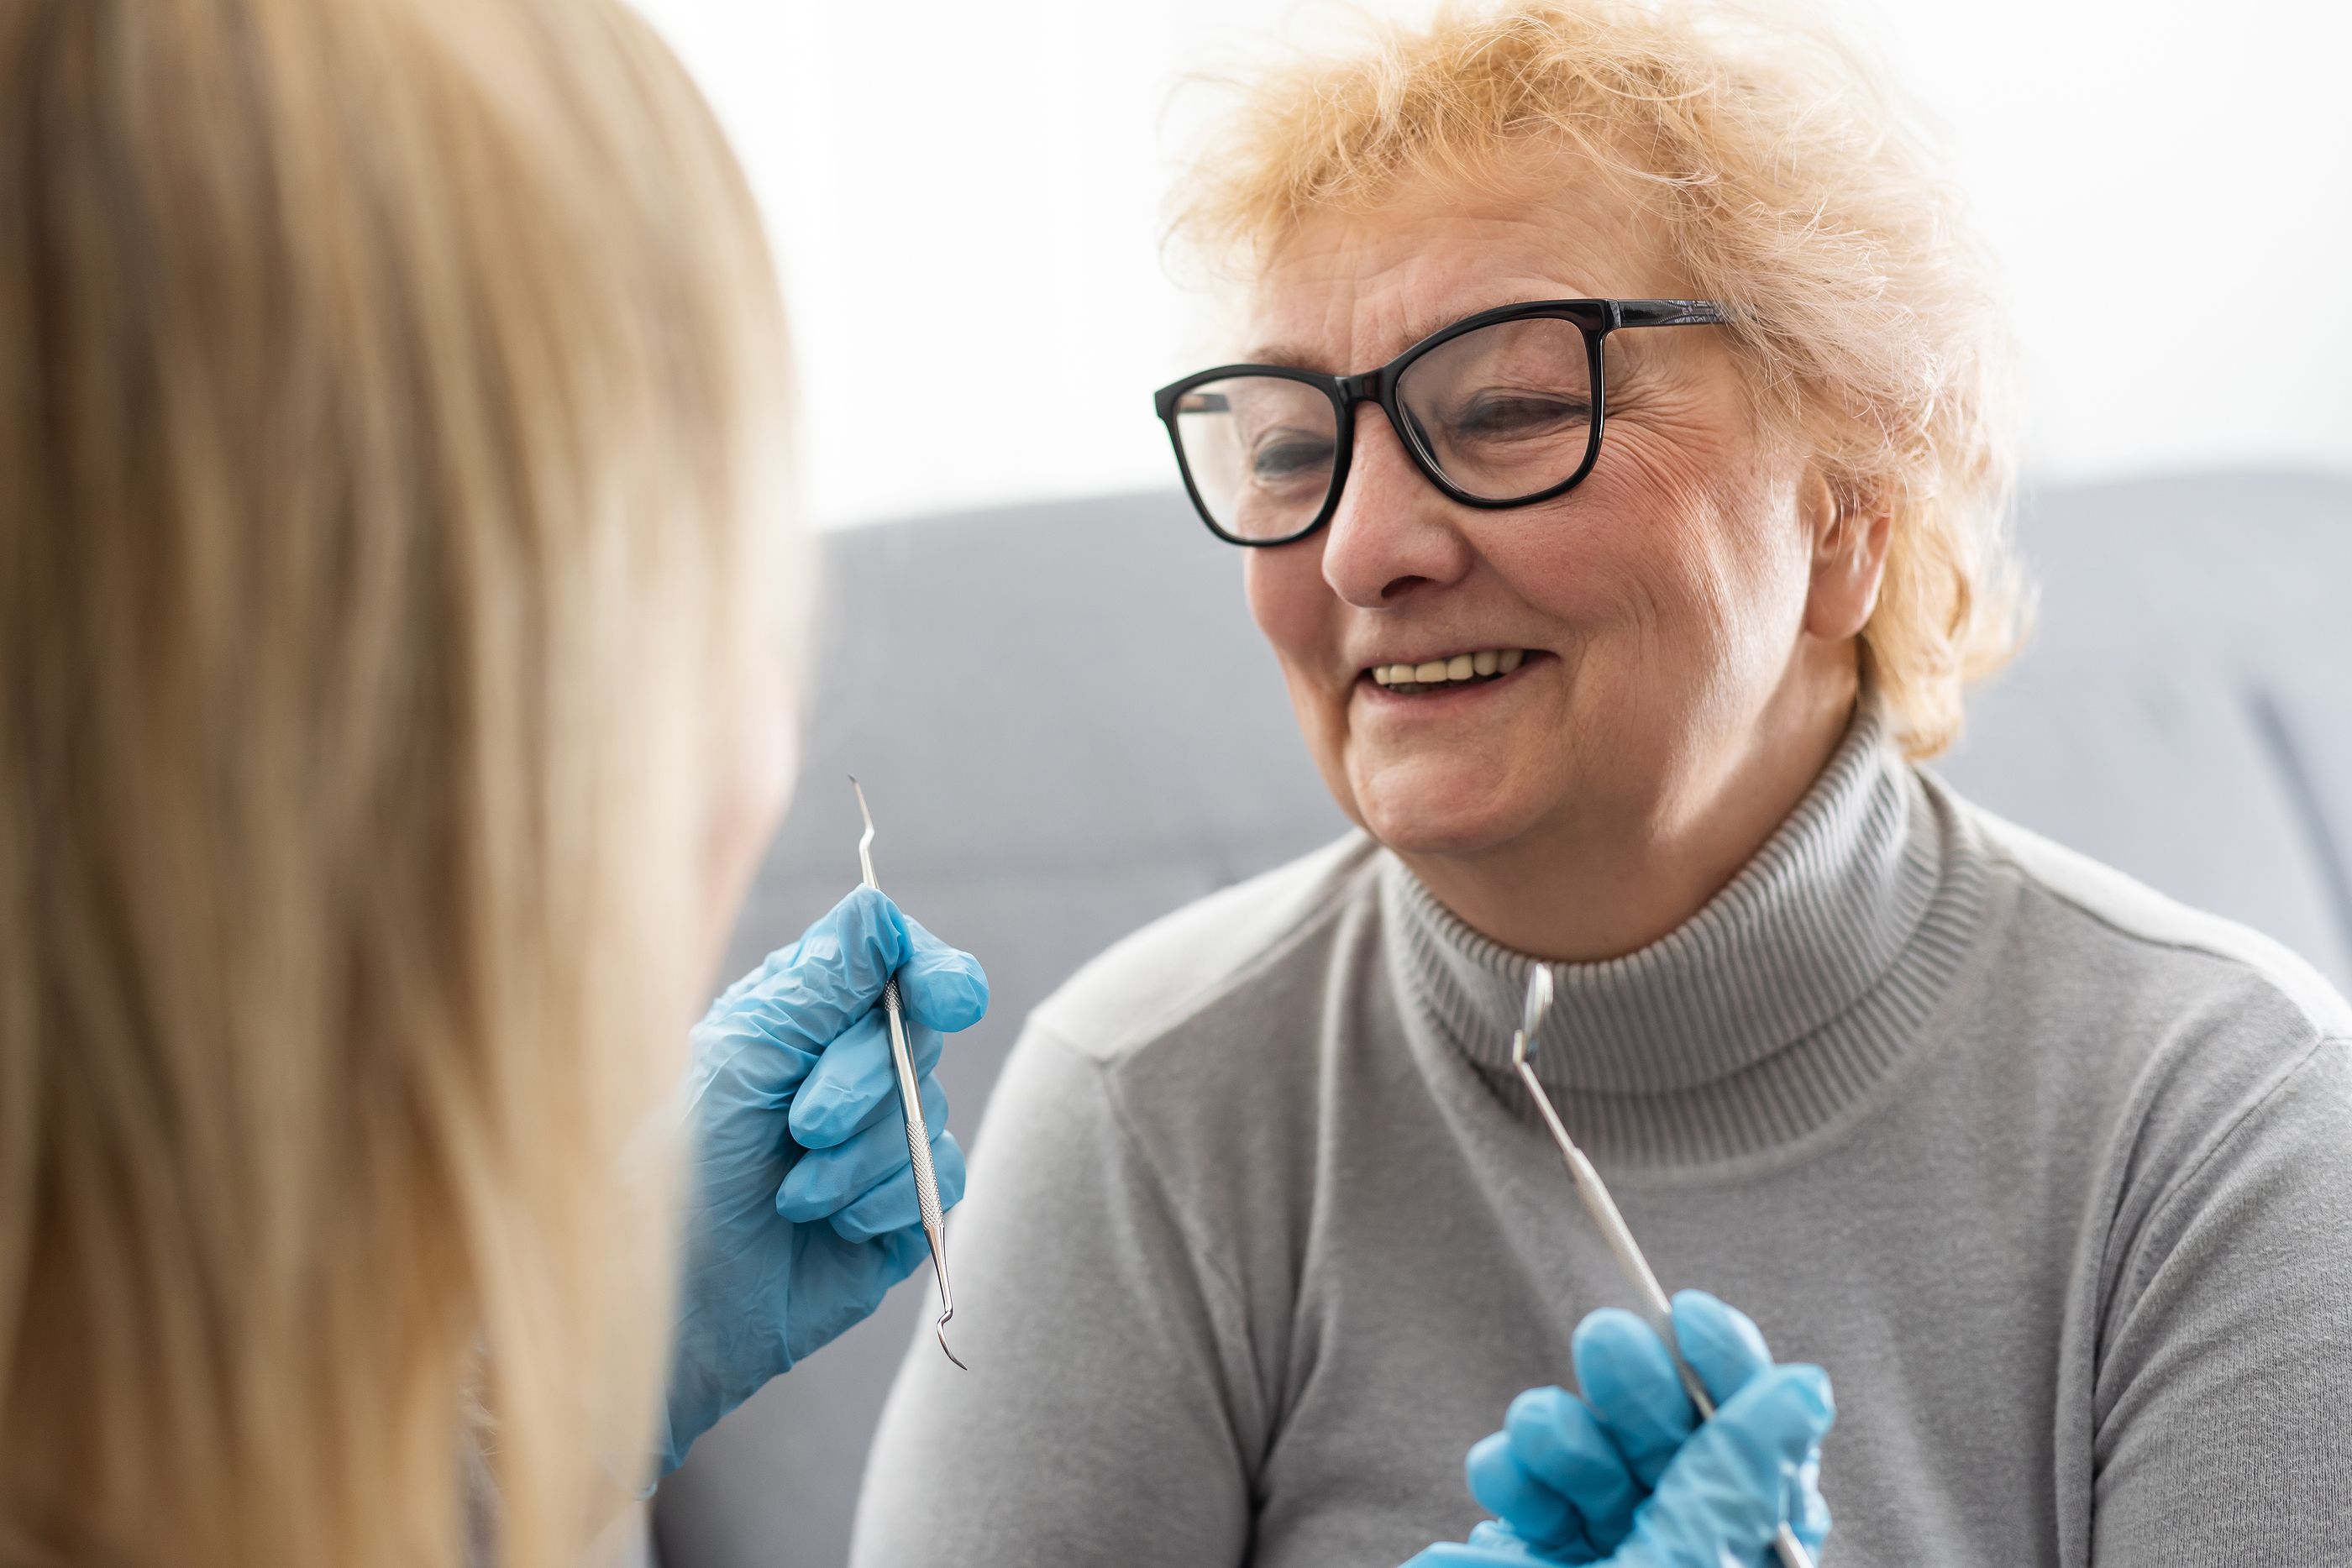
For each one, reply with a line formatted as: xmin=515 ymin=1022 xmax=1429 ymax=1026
xmin=1172 ymin=316 xmax=1596 ymax=542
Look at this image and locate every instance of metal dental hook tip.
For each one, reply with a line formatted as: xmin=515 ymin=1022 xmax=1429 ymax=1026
xmin=937 ymin=1309 xmax=969 ymax=1372
xmin=850 ymin=775 xmax=879 ymax=884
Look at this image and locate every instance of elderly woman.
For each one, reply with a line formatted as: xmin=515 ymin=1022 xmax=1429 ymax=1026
xmin=853 ymin=4 xmax=2352 ymax=1566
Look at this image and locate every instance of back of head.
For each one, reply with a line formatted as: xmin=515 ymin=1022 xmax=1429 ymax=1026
xmin=0 ymin=1 xmax=795 ymax=1562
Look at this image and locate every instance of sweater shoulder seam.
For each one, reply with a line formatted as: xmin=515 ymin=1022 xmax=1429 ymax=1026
xmin=1967 ymin=814 xmax=2350 ymax=1041
xmin=1037 ymin=839 xmax=1376 ymax=1066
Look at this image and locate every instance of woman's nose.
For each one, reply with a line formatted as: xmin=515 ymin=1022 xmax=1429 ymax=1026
xmin=1319 ymin=408 xmax=1475 ymax=609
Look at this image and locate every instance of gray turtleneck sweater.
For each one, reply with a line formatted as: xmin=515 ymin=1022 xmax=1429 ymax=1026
xmin=851 ymin=711 xmax=2352 ymax=1567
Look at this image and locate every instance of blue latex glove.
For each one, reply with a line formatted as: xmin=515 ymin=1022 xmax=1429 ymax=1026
xmin=1405 ymin=1292 xmax=1832 ymax=1567
xmin=661 ymin=885 xmax=988 ymax=1472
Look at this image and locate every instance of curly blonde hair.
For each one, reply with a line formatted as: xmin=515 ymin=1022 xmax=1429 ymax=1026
xmin=1173 ymin=0 xmax=2026 ymax=754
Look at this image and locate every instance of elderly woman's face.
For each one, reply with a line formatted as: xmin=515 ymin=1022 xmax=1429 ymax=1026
xmin=1242 ymin=165 xmax=1844 ymax=861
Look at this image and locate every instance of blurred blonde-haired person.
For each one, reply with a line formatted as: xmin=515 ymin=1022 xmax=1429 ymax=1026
xmin=0 ymin=2 xmax=985 ymax=1564
xmin=854 ymin=3 xmax=2352 ymax=1565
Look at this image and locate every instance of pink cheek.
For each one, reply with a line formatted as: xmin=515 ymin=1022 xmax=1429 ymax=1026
xmin=1490 ymin=469 xmax=1704 ymax=622
xmin=1474 ymin=513 xmax=1609 ymax=622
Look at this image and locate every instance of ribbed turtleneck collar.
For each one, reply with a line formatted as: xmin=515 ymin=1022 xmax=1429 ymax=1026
xmin=1383 ymin=701 xmax=1986 ymax=1167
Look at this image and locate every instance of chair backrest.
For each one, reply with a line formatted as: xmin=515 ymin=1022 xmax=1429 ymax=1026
xmin=654 ymin=472 xmax=2352 ymax=1568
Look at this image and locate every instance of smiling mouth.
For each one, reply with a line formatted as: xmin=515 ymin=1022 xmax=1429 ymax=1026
xmin=1363 ymin=648 xmax=1531 ymax=695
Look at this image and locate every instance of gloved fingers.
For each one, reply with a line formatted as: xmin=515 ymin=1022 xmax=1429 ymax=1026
xmin=787 ymin=1009 xmax=946 ymax=1149
xmin=1466 ymin=1434 xmax=1572 ymax=1555
xmin=1498 ymin=1383 xmax=1641 ymax=1550
xmin=891 ymin=908 xmax=990 ymax=1033
xmin=1669 ymin=1290 xmax=1833 ymax=1555
xmin=725 ymin=887 xmax=920 ymax=1054
xmin=795 ymin=1036 xmax=948 ymax=1152
xmin=775 ymin=1072 xmax=950 ymax=1222
xmin=1669 ymin=1290 xmax=1775 ymax=1410
xmin=827 ymin=1129 xmax=967 ymax=1244
xmin=1625 ymin=1363 xmax=1835 ymax=1565
xmin=1465 ymin=1424 xmax=1600 ymax=1559
xmin=1570 ymin=1307 xmax=1695 ymax=1491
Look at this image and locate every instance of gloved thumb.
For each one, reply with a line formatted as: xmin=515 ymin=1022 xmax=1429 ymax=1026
xmin=1617 ymin=1363 xmax=1832 ymax=1568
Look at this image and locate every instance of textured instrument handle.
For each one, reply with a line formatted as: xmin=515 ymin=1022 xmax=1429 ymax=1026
xmin=882 ymin=978 xmax=945 ymax=1234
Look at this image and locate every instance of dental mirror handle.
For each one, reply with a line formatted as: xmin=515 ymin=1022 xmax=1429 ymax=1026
xmin=1515 ymin=1047 xmax=1816 ymax=1568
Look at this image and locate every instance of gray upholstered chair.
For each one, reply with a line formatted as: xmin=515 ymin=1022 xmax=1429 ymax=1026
xmin=653 ymin=473 xmax=2352 ymax=1567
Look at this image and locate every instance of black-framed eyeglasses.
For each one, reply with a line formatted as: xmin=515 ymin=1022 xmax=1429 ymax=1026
xmin=1152 ymin=297 xmax=1724 ymax=547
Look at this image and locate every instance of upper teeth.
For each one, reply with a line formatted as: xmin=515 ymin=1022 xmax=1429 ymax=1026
xmin=1371 ymin=649 xmax=1526 ymax=687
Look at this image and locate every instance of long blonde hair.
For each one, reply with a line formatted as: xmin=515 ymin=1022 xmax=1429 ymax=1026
xmin=0 ymin=1 xmax=795 ymax=1562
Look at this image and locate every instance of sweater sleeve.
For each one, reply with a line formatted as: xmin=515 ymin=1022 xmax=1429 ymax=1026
xmin=848 ymin=1020 xmax=1261 ymax=1568
xmin=2091 ymin=1036 xmax=2352 ymax=1564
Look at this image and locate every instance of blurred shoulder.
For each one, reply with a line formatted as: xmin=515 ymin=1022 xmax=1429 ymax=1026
xmin=1027 ymin=830 xmax=1381 ymax=1067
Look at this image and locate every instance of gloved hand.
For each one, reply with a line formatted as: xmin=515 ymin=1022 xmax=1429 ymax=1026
xmin=661 ymin=885 xmax=988 ymax=1473
xmin=1405 ymin=1292 xmax=1831 ymax=1567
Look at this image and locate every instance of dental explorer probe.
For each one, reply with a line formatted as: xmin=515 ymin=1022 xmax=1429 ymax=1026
xmin=849 ymin=776 xmax=967 ymax=1371
xmin=1512 ymin=965 xmax=1813 ymax=1568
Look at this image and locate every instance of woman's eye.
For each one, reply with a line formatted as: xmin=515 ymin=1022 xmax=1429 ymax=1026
xmin=1453 ymin=394 xmax=1590 ymax=440
xmin=1251 ymin=434 xmax=1335 ymax=480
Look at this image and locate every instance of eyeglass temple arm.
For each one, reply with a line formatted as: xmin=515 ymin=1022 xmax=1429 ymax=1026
xmin=1613 ymin=299 xmax=1726 ymax=328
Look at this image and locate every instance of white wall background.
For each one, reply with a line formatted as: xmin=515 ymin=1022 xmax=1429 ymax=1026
xmin=633 ymin=0 xmax=2352 ymax=530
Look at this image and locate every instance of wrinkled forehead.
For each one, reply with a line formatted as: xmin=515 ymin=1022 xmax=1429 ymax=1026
xmin=1239 ymin=149 xmax=1688 ymax=373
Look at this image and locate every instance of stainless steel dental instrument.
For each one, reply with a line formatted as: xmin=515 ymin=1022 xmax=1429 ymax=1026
xmin=850 ymin=776 xmax=967 ymax=1371
xmin=1512 ymin=965 xmax=1813 ymax=1568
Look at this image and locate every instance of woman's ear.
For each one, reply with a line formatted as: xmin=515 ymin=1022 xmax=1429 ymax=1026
xmin=1801 ymin=466 xmax=1892 ymax=642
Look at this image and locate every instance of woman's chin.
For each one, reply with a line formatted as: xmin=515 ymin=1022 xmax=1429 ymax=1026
xmin=1347 ymin=756 xmax=1549 ymax=859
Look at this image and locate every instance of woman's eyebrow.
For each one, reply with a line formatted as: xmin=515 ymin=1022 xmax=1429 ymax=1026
xmin=1237 ymin=338 xmax=1325 ymax=370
